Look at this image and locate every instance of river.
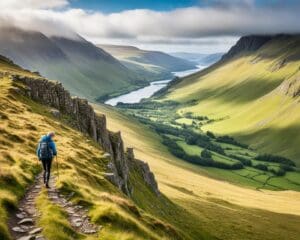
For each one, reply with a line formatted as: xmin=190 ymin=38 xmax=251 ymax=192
xmin=105 ymin=65 xmax=207 ymax=106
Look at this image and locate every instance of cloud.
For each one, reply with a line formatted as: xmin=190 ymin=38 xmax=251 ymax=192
xmin=0 ymin=0 xmax=69 ymax=9
xmin=58 ymin=5 xmax=300 ymax=40
xmin=0 ymin=0 xmax=299 ymax=52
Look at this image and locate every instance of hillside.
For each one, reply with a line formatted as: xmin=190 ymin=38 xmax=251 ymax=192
xmin=0 ymin=56 xmax=213 ymax=240
xmin=93 ymin=103 xmax=300 ymax=240
xmin=0 ymin=27 xmax=147 ymax=101
xmin=98 ymin=44 xmax=196 ymax=81
xmin=169 ymin=52 xmax=223 ymax=66
xmin=159 ymin=34 xmax=300 ymax=166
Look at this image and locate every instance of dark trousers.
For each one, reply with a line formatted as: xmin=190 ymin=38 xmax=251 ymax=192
xmin=41 ymin=158 xmax=53 ymax=184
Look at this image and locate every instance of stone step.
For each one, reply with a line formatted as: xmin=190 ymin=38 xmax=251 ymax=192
xmin=29 ymin=227 xmax=43 ymax=235
xmin=18 ymin=218 xmax=34 ymax=225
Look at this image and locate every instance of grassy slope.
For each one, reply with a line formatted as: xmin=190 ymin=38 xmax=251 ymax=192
xmin=98 ymin=45 xmax=196 ymax=82
xmin=93 ymin=103 xmax=300 ymax=240
xmin=0 ymin=61 xmax=194 ymax=240
xmin=161 ymin=35 xmax=300 ymax=165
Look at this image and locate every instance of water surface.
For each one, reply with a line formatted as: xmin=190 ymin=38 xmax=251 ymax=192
xmin=105 ymin=65 xmax=206 ymax=106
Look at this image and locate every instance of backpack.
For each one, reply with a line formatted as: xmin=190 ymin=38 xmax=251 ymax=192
xmin=39 ymin=139 xmax=53 ymax=160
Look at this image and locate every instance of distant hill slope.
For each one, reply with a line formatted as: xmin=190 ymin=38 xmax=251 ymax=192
xmin=0 ymin=27 xmax=147 ymax=100
xmin=98 ymin=44 xmax=196 ymax=81
xmin=170 ymin=52 xmax=223 ymax=66
xmin=159 ymin=34 xmax=300 ymax=165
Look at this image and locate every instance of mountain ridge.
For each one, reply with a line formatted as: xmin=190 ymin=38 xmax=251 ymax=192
xmin=98 ymin=44 xmax=197 ymax=82
xmin=0 ymin=27 xmax=147 ymax=101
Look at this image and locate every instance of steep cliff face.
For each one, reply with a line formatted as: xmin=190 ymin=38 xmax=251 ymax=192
xmin=9 ymin=73 xmax=159 ymax=196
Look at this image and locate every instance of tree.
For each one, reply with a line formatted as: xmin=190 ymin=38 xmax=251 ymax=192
xmin=206 ymin=131 xmax=215 ymax=139
xmin=201 ymin=149 xmax=212 ymax=159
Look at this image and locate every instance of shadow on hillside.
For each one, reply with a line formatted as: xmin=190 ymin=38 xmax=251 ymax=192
xmin=184 ymin=77 xmax=283 ymax=105
xmin=236 ymin=124 xmax=300 ymax=166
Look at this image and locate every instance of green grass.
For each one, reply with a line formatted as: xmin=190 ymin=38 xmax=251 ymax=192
xmin=36 ymin=190 xmax=85 ymax=240
xmin=177 ymin=141 xmax=203 ymax=155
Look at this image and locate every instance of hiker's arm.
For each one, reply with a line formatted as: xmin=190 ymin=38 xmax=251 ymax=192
xmin=50 ymin=142 xmax=57 ymax=156
xmin=36 ymin=143 xmax=40 ymax=158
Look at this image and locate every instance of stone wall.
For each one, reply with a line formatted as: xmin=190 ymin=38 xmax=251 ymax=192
xmin=9 ymin=74 xmax=159 ymax=196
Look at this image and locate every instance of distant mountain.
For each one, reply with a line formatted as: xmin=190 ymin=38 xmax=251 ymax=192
xmin=98 ymin=44 xmax=196 ymax=81
xmin=0 ymin=27 xmax=147 ymax=100
xmin=160 ymin=34 xmax=300 ymax=165
xmin=170 ymin=52 xmax=223 ymax=66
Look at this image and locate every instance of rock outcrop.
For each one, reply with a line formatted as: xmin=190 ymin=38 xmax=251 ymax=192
xmin=126 ymin=148 xmax=160 ymax=196
xmin=221 ymin=35 xmax=272 ymax=61
xmin=9 ymin=74 xmax=159 ymax=196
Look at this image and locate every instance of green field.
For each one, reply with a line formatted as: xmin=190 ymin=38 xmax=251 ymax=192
xmin=117 ymin=101 xmax=300 ymax=191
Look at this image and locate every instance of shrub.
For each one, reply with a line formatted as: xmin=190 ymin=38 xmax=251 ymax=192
xmin=216 ymin=135 xmax=248 ymax=148
xmin=269 ymin=168 xmax=286 ymax=176
xmin=228 ymin=154 xmax=252 ymax=166
xmin=253 ymin=163 xmax=268 ymax=171
xmin=206 ymin=131 xmax=215 ymax=139
xmin=201 ymin=149 xmax=212 ymax=159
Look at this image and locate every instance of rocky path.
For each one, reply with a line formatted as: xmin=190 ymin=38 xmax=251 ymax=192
xmin=9 ymin=174 xmax=45 ymax=240
xmin=47 ymin=176 xmax=99 ymax=235
xmin=9 ymin=173 xmax=99 ymax=240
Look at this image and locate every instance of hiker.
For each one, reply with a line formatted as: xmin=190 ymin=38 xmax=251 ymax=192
xmin=36 ymin=132 xmax=57 ymax=188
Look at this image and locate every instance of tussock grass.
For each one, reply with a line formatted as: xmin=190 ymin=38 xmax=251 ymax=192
xmin=36 ymin=190 xmax=83 ymax=240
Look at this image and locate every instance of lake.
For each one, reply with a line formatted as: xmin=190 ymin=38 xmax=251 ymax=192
xmin=105 ymin=65 xmax=207 ymax=106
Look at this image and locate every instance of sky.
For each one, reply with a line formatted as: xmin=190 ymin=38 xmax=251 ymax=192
xmin=0 ymin=0 xmax=300 ymax=53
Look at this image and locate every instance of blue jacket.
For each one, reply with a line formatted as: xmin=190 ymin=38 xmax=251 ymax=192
xmin=36 ymin=135 xmax=57 ymax=159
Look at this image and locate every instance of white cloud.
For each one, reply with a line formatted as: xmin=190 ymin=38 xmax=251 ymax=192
xmin=0 ymin=1 xmax=299 ymax=52
xmin=0 ymin=0 xmax=69 ymax=9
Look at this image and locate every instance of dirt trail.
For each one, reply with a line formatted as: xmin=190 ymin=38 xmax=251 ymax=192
xmin=9 ymin=172 xmax=99 ymax=240
xmin=9 ymin=173 xmax=45 ymax=240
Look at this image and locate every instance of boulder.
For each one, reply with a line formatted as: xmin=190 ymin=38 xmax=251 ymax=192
xmin=50 ymin=109 xmax=60 ymax=118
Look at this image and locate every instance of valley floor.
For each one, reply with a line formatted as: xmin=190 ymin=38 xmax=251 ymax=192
xmin=94 ymin=103 xmax=300 ymax=240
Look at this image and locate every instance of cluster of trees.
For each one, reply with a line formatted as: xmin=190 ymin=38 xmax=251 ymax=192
xmin=183 ymin=112 xmax=208 ymax=121
xmin=228 ymin=154 xmax=252 ymax=166
xmin=185 ymin=134 xmax=225 ymax=154
xmin=117 ymin=100 xmax=178 ymax=110
xmin=255 ymin=154 xmax=295 ymax=167
xmin=253 ymin=163 xmax=268 ymax=171
xmin=206 ymin=131 xmax=216 ymax=139
xmin=253 ymin=162 xmax=294 ymax=176
xmin=162 ymin=136 xmax=243 ymax=170
xmin=131 ymin=112 xmax=296 ymax=176
xmin=269 ymin=167 xmax=286 ymax=177
xmin=216 ymin=135 xmax=248 ymax=148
